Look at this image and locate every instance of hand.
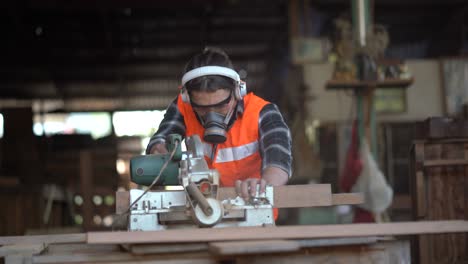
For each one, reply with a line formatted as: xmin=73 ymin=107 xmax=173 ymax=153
xmin=262 ymin=167 xmax=288 ymax=186
xmin=235 ymin=178 xmax=267 ymax=200
xmin=149 ymin=143 xmax=168 ymax=154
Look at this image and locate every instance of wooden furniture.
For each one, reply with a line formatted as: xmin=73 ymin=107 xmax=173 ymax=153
xmin=326 ymin=78 xmax=414 ymax=90
xmin=382 ymin=122 xmax=418 ymax=221
xmin=410 ymin=138 xmax=468 ymax=263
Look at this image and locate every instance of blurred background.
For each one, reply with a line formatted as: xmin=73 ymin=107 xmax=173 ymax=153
xmin=0 ymin=0 xmax=467 ymax=235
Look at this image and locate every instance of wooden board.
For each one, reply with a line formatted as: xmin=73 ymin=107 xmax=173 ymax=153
xmin=131 ymin=243 xmax=208 ymax=255
xmin=116 ymin=190 xmax=130 ymax=215
xmin=88 ymin=220 xmax=468 ymax=244
xmin=27 ymin=240 xmax=409 ymax=264
xmin=236 ymin=240 xmax=410 ymax=264
xmin=217 ymin=184 xmax=332 ymax=208
xmin=33 ymin=251 xmax=214 ymax=264
xmin=209 ymin=240 xmax=300 ymax=255
xmin=0 ymin=234 xmax=86 ymax=246
xmin=0 ymin=243 xmax=47 ymax=257
xmin=116 ymin=184 xmax=341 ymax=213
xmin=80 ymin=150 xmax=93 ymax=231
xmin=297 ymin=237 xmax=380 ymax=248
xmin=331 ymin=193 xmax=363 ymax=205
xmin=325 ymin=78 xmax=413 ymax=90
xmin=273 ymin=184 xmax=331 ymax=208
xmin=212 ymin=237 xmax=384 ymax=255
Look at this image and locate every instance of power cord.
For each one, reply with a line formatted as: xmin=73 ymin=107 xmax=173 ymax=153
xmin=112 ymin=140 xmax=180 ymax=230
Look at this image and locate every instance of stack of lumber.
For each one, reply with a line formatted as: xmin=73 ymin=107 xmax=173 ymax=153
xmin=2 ymin=184 xmax=467 ymax=263
xmin=1 ymin=220 xmax=468 ymax=263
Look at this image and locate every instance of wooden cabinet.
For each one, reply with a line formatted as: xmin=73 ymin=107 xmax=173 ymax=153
xmin=410 ymin=139 xmax=468 ymax=263
xmin=380 ymin=122 xmax=417 ymax=221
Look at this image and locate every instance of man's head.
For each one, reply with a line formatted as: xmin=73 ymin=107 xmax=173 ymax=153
xmin=184 ymin=47 xmax=236 ymax=95
xmin=181 ymin=47 xmax=242 ymax=143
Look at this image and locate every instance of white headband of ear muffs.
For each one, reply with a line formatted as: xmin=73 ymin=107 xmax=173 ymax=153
xmin=180 ymin=66 xmax=247 ymax=103
xmin=181 ymin=66 xmax=240 ymax=87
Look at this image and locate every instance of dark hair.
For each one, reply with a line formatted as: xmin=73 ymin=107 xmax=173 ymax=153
xmin=184 ymin=47 xmax=236 ymax=93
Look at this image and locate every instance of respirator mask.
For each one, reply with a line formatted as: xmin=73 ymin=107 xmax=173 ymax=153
xmin=199 ymin=105 xmax=235 ymax=144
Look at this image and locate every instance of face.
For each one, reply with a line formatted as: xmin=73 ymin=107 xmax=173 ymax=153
xmin=190 ymin=89 xmax=236 ymax=116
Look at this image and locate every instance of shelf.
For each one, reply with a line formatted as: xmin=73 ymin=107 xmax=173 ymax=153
xmin=326 ymin=78 xmax=414 ymax=90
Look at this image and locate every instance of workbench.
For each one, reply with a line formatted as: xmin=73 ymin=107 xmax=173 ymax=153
xmin=2 ymin=220 xmax=468 ymax=264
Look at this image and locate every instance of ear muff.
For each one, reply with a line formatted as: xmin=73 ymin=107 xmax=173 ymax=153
xmin=236 ymin=80 xmax=247 ymax=100
xmin=231 ymin=81 xmax=247 ymax=101
xmin=181 ymin=66 xmax=247 ymax=103
xmin=180 ymin=87 xmax=191 ymax=103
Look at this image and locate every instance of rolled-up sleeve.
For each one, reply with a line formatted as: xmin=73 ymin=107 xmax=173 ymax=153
xmin=258 ymin=103 xmax=292 ymax=177
xmin=146 ymin=98 xmax=186 ymax=154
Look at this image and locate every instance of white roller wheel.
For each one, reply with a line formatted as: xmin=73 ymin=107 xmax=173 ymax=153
xmin=193 ymin=198 xmax=223 ymax=227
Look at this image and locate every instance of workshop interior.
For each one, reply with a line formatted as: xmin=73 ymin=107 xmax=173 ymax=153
xmin=1 ymin=0 xmax=468 ymax=263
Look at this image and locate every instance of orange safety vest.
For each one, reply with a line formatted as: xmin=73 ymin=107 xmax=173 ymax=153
xmin=177 ymin=92 xmax=279 ymax=219
xmin=177 ymin=92 xmax=268 ymax=186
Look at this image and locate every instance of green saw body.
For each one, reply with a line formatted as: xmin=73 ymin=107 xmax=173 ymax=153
xmin=130 ymin=134 xmax=182 ymax=186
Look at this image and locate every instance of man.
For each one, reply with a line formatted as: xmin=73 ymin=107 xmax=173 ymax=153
xmin=146 ymin=47 xmax=292 ymax=203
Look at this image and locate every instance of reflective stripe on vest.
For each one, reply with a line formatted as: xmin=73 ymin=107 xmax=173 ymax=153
xmin=203 ymin=141 xmax=259 ymax=163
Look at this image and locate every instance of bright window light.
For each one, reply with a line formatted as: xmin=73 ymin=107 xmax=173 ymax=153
xmin=68 ymin=113 xmax=111 ymax=138
xmin=33 ymin=112 xmax=112 ymax=139
xmin=113 ymin=110 xmax=166 ymax=137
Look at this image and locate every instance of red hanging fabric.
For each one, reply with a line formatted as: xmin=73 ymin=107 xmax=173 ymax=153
xmin=339 ymin=120 xmax=375 ymax=223
xmin=339 ymin=120 xmax=362 ymax=192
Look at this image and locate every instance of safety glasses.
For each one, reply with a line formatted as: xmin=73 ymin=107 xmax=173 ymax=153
xmin=190 ymin=92 xmax=232 ymax=109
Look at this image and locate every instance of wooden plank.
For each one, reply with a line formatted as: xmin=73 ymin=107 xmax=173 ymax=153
xmin=415 ymin=170 xmax=427 ymax=219
xmin=115 ymin=190 xmax=130 ymax=215
xmin=209 ymin=240 xmax=300 ymax=255
xmin=0 ymin=234 xmax=86 ymax=246
xmin=325 ymin=78 xmax=413 ymax=90
xmin=236 ymin=240 xmax=410 ymax=264
xmin=131 ymin=243 xmax=208 ymax=255
xmin=273 ymin=184 xmax=331 ymax=208
xmin=33 ymin=252 xmax=214 ymax=264
xmin=424 ymin=159 xmax=468 ymax=167
xmin=114 ymin=260 xmax=215 ymax=264
xmin=0 ymin=243 xmax=46 ymax=257
xmin=426 ymin=165 xmax=467 ymax=263
xmin=79 ymin=150 xmax=93 ymax=231
xmin=331 ymin=193 xmax=363 ymax=205
xmin=217 ymin=184 xmax=332 ymax=208
xmin=129 ymin=237 xmax=379 ymax=257
xmin=88 ymin=220 xmax=468 ymax=244
xmin=297 ymin=237 xmax=380 ymax=248
xmin=116 ymin=184 xmax=337 ymax=211
xmin=33 ymin=252 xmax=140 ymax=263
xmin=465 ymin=162 xmax=468 ymax=264
xmin=390 ymin=194 xmax=411 ymax=210
xmin=5 ymin=254 xmax=33 ymax=264
xmin=33 ymin=244 xmax=131 ymax=263
xmin=0 ymin=176 xmax=20 ymax=188
xmin=46 ymin=243 xmax=118 ymax=255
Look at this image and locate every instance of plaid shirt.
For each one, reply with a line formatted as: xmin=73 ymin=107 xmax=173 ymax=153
xmin=146 ymin=97 xmax=292 ymax=177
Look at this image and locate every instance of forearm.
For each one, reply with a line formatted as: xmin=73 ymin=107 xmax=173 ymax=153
xmin=147 ymin=143 xmax=168 ymax=154
xmin=258 ymin=104 xmax=293 ymax=179
xmin=262 ymin=166 xmax=288 ymax=186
